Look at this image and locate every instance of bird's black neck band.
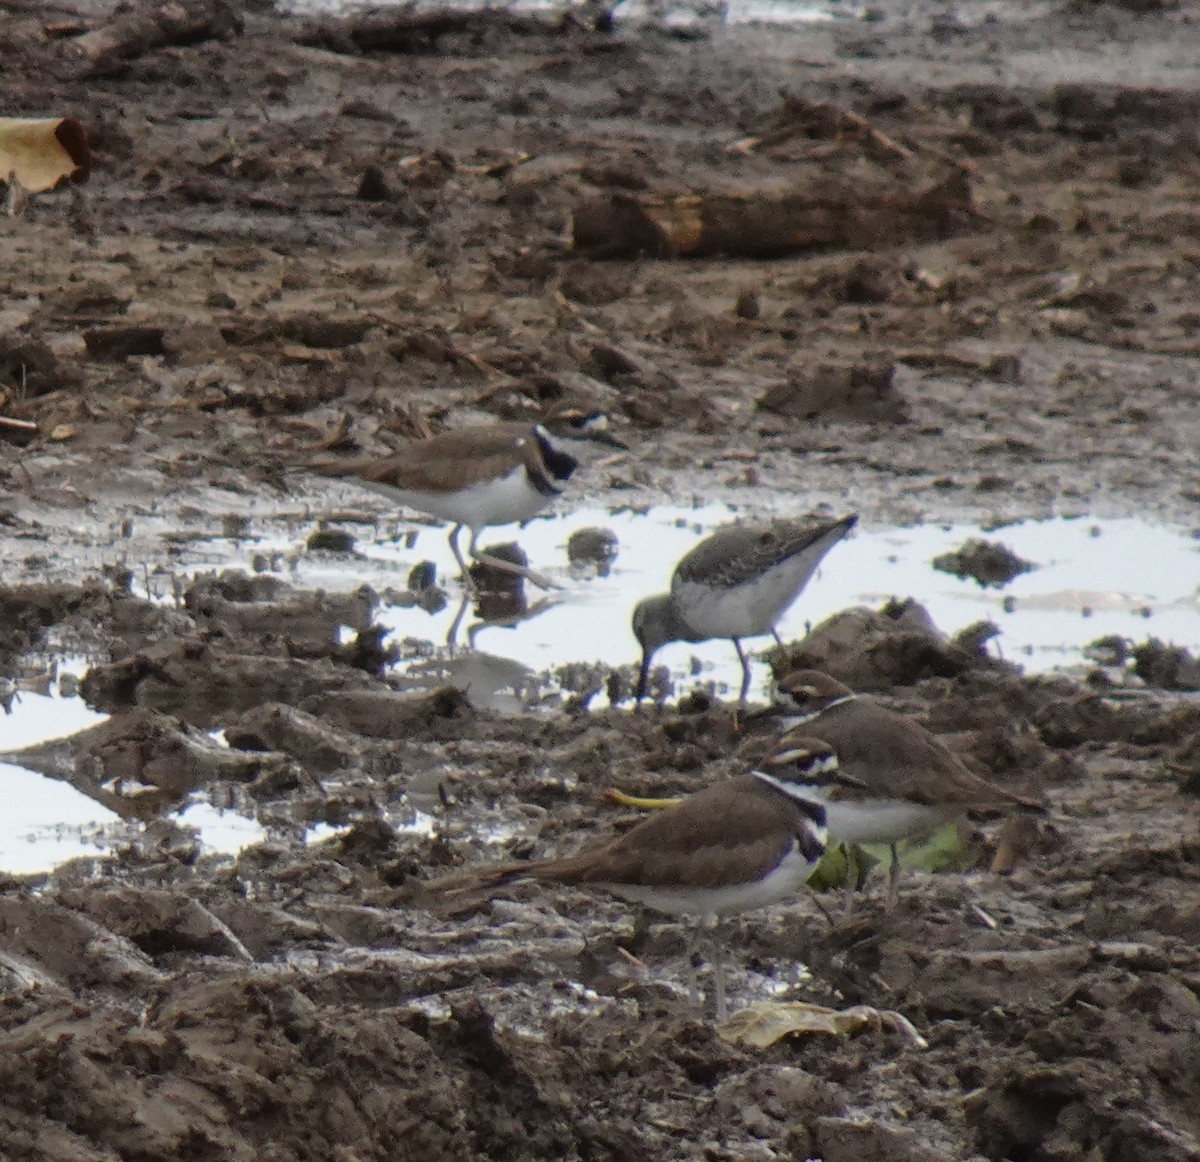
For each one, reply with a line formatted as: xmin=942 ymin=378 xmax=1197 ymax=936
xmin=533 ymin=428 xmax=578 ymax=485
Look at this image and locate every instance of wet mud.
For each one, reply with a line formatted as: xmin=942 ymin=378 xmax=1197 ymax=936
xmin=2 ymin=0 xmax=1200 ymax=1158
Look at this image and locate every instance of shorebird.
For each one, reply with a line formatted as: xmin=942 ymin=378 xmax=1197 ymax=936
xmin=632 ymin=514 xmax=857 ymax=704
xmin=765 ymin=669 xmax=1047 ymax=901
xmin=312 ymin=412 xmax=625 ymax=589
xmin=430 ymin=737 xmax=838 ymax=1019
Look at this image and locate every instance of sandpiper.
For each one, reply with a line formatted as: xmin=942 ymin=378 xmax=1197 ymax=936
xmin=766 ymin=669 xmax=1046 ymax=901
xmin=431 ymin=737 xmax=837 ymax=1019
xmin=312 ymin=411 xmax=625 ymax=589
xmin=632 ymin=514 xmax=857 ymax=704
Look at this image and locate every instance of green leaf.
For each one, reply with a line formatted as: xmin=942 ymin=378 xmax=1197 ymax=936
xmin=889 ymin=822 xmax=974 ymax=873
xmin=807 ymin=842 xmax=878 ymax=891
xmin=807 ymin=824 xmax=972 ymax=891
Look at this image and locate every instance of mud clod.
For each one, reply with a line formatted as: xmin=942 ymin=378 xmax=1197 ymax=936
xmin=757 ymin=359 xmax=906 ymax=423
xmin=932 ymin=537 xmax=1036 ymax=587
xmin=1131 ymin=637 xmax=1200 ymax=691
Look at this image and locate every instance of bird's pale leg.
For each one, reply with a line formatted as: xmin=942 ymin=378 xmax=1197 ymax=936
xmin=468 ymin=529 xmax=562 ymax=592
xmin=886 ymin=842 xmax=901 ymax=908
xmin=444 ymin=591 xmax=470 ymax=653
xmin=733 ymin=638 xmax=752 ymax=705
xmin=847 ymin=857 xmax=859 ymax=906
xmin=447 ymin=525 xmax=474 ymax=593
xmin=710 ymin=919 xmax=728 ymax=1021
xmin=710 ymin=921 xmax=729 ymax=1022
xmin=683 ymin=922 xmax=701 ymax=1005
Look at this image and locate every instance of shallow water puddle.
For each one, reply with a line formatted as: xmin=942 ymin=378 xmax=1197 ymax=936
xmin=0 ymin=688 xmax=320 ymax=874
xmin=0 ymin=761 xmax=123 ymax=875
xmin=1 ymin=508 xmax=1196 ymax=874
xmin=0 ymin=681 xmax=437 ymax=874
xmin=281 ymin=0 xmax=846 ymax=28
xmin=260 ymin=506 xmax=1200 ymax=699
xmin=0 ymin=683 xmax=117 ymax=874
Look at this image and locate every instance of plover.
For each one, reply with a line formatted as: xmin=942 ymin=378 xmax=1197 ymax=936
xmin=632 ymin=514 xmax=857 ymax=703
xmin=312 ymin=411 xmax=625 ymax=589
xmin=766 ymin=669 xmax=1046 ymax=901
xmin=432 ymin=738 xmax=839 ymax=1018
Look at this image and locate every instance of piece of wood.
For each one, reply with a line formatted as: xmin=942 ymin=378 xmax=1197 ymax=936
xmin=572 ymin=173 xmax=978 ymax=259
xmin=64 ymin=0 xmax=243 ymax=77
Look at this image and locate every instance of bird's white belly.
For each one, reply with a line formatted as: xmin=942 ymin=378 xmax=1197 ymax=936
xmin=602 ymin=843 xmax=818 ymax=920
xmin=823 ymin=799 xmax=944 ymax=845
xmin=358 ymin=468 xmax=551 ymax=531
xmin=676 ymin=555 xmax=823 ymax=639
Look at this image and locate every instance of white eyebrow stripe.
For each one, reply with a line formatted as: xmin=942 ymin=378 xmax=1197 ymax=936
xmin=771 ymin=749 xmax=838 ymax=773
xmin=751 ymin=769 xmax=830 ymax=813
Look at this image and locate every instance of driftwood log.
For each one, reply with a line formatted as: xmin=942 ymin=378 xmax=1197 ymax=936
xmin=572 ymin=173 xmax=978 ymax=259
xmin=63 ymin=0 xmax=243 ymax=77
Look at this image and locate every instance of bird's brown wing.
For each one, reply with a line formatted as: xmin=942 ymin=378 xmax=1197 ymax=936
xmin=817 ymin=700 xmax=1044 ymax=811
xmin=673 ymin=516 xmax=854 ymax=590
xmin=312 ymin=425 xmax=530 ymax=493
xmin=534 ymin=775 xmax=813 ymax=890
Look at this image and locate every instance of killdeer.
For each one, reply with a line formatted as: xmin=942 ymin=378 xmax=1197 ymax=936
xmin=632 ymin=514 xmax=857 ymax=704
xmin=766 ymin=669 xmax=1046 ymax=901
xmin=431 ymin=737 xmax=838 ymax=1019
xmin=312 ymin=412 xmax=625 ymax=589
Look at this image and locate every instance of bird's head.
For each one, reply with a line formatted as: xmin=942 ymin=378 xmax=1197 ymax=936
xmin=632 ymin=594 xmax=683 ymax=702
xmin=774 ymin=669 xmax=856 ymax=719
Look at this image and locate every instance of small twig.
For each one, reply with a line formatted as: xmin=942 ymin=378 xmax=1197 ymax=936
xmin=0 ymin=415 xmax=39 ymax=432
xmin=290 ymin=411 xmax=355 ymax=454
xmin=5 ymin=171 xmax=30 ymax=218
xmin=728 ymin=95 xmax=914 ymax=164
xmin=971 ymin=904 xmax=999 ymax=930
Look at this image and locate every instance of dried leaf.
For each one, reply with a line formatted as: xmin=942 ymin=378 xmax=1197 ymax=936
xmin=0 ymin=117 xmax=92 ymax=193
xmin=719 ymin=1002 xmax=928 ymax=1050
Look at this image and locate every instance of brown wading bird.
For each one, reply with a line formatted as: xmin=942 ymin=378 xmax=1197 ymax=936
xmin=429 ymin=738 xmax=844 ymax=1020
xmin=631 ymin=515 xmax=857 ymax=704
xmin=764 ymin=669 xmax=1048 ymax=902
xmin=311 ymin=412 xmax=626 ymax=590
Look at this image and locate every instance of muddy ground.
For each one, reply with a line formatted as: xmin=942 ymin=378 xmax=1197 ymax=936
xmin=2 ymin=0 xmax=1200 ymax=1157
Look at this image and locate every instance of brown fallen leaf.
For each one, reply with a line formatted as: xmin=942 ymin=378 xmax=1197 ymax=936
xmin=0 ymin=117 xmax=91 ymax=193
xmin=718 ymin=1002 xmax=929 ymax=1050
